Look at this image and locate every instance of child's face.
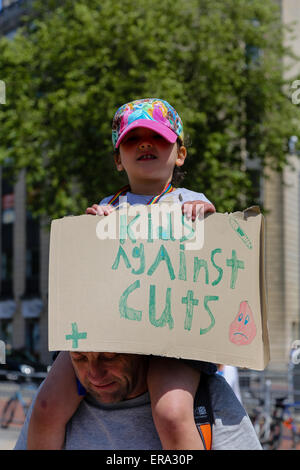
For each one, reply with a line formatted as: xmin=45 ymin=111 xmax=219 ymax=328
xmin=114 ymin=128 xmax=186 ymax=191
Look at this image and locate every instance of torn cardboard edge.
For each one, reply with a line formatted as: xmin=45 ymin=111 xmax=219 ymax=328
xmin=48 ymin=205 xmax=270 ymax=370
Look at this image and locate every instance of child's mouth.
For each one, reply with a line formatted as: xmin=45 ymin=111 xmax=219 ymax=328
xmin=137 ymin=154 xmax=157 ymax=161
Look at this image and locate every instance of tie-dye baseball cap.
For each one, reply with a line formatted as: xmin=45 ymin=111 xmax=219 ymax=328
xmin=112 ymin=98 xmax=184 ymax=149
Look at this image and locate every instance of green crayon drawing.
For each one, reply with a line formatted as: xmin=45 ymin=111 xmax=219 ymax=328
xmin=200 ymin=296 xmax=219 ymax=335
xmin=229 ymin=217 xmax=253 ymax=249
xmin=226 ymin=250 xmax=245 ymax=289
xmin=65 ymin=322 xmax=87 ymax=348
xmin=193 ymin=258 xmax=209 ymax=284
xmin=147 ymin=245 xmax=176 ymax=280
xmin=211 ymin=248 xmax=223 ymax=286
xmin=182 ymin=290 xmax=199 ymax=331
xmin=149 ymin=284 xmax=174 ymax=329
xmin=119 ymin=280 xmax=142 ymax=321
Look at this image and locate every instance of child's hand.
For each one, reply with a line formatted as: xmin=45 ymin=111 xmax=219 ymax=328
xmin=86 ymin=204 xmax=115 ymax=216
xmin=182 ymin=200 xmax=216 ymax=221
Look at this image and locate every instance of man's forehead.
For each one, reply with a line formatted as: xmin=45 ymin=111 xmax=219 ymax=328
xmin=70 ymin=351 xmax=141 ymax=360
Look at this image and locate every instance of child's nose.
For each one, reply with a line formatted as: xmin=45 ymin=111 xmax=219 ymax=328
xmin=139 ymin=141 xmax=153 ymax=150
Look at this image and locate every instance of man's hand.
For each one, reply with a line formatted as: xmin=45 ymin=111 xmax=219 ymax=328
xmin=86 ymin=204 xmax=115 ymax=216
xmin=182 ymin=200 xmax=216 ymax=221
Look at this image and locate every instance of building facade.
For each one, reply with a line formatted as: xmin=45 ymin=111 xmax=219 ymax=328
xmin=264 ymin=0 xmax=300 ymax=369
xmin=0 ymin=0 xmax=299 ymax=368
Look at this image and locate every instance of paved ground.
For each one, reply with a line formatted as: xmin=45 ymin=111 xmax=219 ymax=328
xmin=0 ymin=424 xmax=21 ymax=450
xmin=0 ymin=380 xmax=36 ymax=450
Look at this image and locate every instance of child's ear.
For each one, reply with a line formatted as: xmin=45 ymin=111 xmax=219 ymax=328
xmin=114 ymin=152 xmax=124 ymax=171
xmin=176 ymin=145 xmax=187 ymax=167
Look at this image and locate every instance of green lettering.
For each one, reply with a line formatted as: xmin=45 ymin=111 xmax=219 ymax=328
xmin=180 ymin=214 xmax=195 ymax=242
xmin=119 ymin=214 xmax=127 ymax=245
xmin=119 ymin=280 xmax=142 ymax=321
xmin=147 ymin=213 xmax=153 ymax=243
xmin=147 ymin=245 xmax=175 ymax=280
xmin=200 ymin=295 xmax=218 ymax=335
xmin=112 ymin=244 xmax=131 ymax=270
xmin=178 ymin=244 xmax=187 ymax=281
xmin=211 ymin=248 xmax=223 ymax=286
xmin=193 ymin=258 xmax=209 ymax=284
xmin=127 ymin=213 xmax=140 ymax=243
xmin=181 ymin=290 xmax=199 ymax=331
xmin=149 ymin=284 xmax=174 ymax=329
xmin=226 ymin=249 xmax=245 ymax=289
xmin=131 ymin=243 xmax=145 ymax=275
xmin=157 ymin=213 xmax=175 ymax=241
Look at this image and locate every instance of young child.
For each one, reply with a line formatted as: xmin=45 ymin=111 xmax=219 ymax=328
xmin=27 ymin=98 xmax=217 ymax=450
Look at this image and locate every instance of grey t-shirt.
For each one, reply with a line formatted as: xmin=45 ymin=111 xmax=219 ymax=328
xmin=15 ymin=374 xmax=261 ymax=450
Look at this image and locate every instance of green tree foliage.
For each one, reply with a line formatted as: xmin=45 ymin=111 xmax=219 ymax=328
xmin=0 ymin=0 xmax=299 ymax=218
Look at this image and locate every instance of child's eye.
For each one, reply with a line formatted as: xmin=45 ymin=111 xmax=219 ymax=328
xmin=123 ymin=135 xmax=137 ymax=143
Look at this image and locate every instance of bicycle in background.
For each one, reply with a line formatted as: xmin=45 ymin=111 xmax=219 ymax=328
xmin=252 ymin=394 xmax=300 ymax=449
xmin=0 ymin=372 xmax=37 ymax=428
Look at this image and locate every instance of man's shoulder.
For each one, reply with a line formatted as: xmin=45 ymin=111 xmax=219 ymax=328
xmin=207 ymin=373 xmax=246 ymax=420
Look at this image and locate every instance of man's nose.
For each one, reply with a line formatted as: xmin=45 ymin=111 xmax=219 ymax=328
xmin=87 ymin=360 xmax=107 ymax=382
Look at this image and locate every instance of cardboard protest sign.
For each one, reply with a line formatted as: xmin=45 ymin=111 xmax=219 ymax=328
xmin=48 ymin=204 xmax=269 ymax=370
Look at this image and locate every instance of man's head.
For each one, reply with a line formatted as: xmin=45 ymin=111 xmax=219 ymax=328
xmin=70 ymin=351 xmax=148 ymax=404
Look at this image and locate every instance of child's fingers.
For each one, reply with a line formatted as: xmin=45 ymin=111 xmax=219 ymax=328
xmin=203 ymin=202 xmax=216 ymax=214
xmin=85 ymin=204 xmax=114 ymax=216
xmin=100 ymin=205 xmax=115 ymax=216
xmin=182 ymin=203 xmax=193 ymax=220
xmin=85 ymin=205 xmax=98 ymax=215
xmin=182 ymin=201 xmax=216 ymax=221
xmin=193 ymin=203 xmax=204 ymax=221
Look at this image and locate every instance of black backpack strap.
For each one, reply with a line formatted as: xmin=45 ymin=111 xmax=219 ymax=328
xmin=194 ymin=373 xmax=214 ymax=450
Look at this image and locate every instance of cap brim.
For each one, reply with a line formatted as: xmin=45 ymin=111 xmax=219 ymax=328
xmin=115 ymin=119 xmax=178 ymax=148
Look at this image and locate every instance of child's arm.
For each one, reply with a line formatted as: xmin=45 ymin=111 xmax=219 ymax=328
xmin=27 ymin=352 xmax=83 ymax=449
xmin=182 ymin=200 xmax=216 ymax=221
xmin=147 ymin=357 xmax=204 ymax=450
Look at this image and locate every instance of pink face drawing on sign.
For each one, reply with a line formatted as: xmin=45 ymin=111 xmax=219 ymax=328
xmin=229 ymin=301 xmax=256 ymax=346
